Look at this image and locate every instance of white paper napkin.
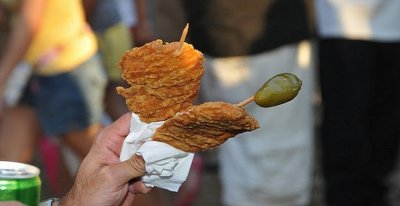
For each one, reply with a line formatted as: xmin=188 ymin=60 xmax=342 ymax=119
xmin=120 ymin=113 xmax=194 ymax=192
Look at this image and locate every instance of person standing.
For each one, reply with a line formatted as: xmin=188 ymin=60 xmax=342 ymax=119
xmin=315 ymin=1 xmax=400 ymax=206
xmin=0 ymin=0 xmax=106 ymax=167
xmin=152 ymin=0 xmax=316 ymax=205
xmin=116 ymin=0 xmax=154 ymax=47
xmin=83 ymin=0 xmax=132 ymax=121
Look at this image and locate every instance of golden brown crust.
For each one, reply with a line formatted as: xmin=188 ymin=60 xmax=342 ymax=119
xmin=152 ymin=102 xmax=260 ymax=152
xmin=117 ymin=39 xmax=259 ymax=152
xmin=117 ymin=39 xmax=204 ymax=123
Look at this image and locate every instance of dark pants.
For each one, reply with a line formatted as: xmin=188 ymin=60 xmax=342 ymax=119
xmin=318 ymin=38 xmax=400 ymax=206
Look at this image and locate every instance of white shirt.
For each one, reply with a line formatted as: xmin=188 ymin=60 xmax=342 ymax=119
xmin=315 ymin=0 xmax=400 ymax=41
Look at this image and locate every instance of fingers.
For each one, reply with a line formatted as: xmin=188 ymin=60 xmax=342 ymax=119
xmin=129 ymin=181 xmax=152 ymax=194
xmin=120 ymin=194 xmax=135 ymax=206
xmin=100 ymin=112 xmax=131 ymax=141
xmin=110 ymin=112 xmax=132 ymax=137
xmin=92 ymin=112 xmax=131 ymax=155
xmin=109 ymin=154 xmax=146 ymax=184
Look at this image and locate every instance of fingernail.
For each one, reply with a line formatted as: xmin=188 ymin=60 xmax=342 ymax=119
xmin=134 ymin=153 xmax=145 ymax=163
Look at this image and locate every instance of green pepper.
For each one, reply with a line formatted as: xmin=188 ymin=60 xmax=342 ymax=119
xmin=254 ymin=73 xmax=302 ymax=108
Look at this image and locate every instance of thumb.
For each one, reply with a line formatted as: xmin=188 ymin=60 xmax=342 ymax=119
xmin=110 ymin=155 xmax=146 ymax=184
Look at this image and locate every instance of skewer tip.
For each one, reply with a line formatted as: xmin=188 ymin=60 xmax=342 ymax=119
xmin=175 ymin=23 xmax=190 ymax=56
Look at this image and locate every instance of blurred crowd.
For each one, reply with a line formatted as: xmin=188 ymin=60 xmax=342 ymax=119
xmin=1 ymin=0 xmax=400 ymax=206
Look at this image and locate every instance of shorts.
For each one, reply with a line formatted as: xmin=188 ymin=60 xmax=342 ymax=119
xmin=29 ymin=54 xmax=107 ymax=137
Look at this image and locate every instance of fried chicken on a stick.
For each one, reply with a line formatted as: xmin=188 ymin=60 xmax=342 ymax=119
xmin=152 ymin=102 xmax=260 ymax=152
xmin=117 ymin=24 xmax=301 ymax=153
xmin=116 ymin=39 xmax=204 ymax=123
xmin=116 ymin=34 xmax=258 ymax=152
xmin=151 ymin=72 xmax=302 ymax=152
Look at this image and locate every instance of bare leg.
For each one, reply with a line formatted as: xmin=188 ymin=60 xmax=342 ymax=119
xmin=54 ymin=154 xmax=75 ymax=196
xmin=0 ymin=106 xmax=41 ymax=163
xmin=61 ymin=124 xmax=102 ymax=159
xmin=105 ymin=81 xmax=129 ymax=121
xmin=50 ymin=124 xmax=102 ymax=196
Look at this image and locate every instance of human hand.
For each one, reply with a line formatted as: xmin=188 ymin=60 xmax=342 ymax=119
xmin=58 ymin=113 xmax=151 ymax=206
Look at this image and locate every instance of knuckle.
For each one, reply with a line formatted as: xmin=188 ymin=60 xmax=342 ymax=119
xmin=99 ymin=167 xmax=114 ymax=182
xmin=128 ymin=156 xmax=146 ymax=175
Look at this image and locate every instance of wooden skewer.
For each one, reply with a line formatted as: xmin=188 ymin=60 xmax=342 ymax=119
xmin=236 ymin=96 xmax=254 ymax=108
xmin=174 ymin=23 xmax=189 ymax=56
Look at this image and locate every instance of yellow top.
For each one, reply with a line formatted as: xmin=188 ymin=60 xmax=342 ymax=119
xmin=23 ymin=0 xmax=97 ymax=75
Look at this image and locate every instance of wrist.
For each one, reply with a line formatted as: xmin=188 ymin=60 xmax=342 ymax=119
xmin=39 ymin=198 xmax=60 ymax=206
xmin=52 ymin=200 xmax=60 ymax=206
xmin=56 ymin=184 xmax=81 ymax=206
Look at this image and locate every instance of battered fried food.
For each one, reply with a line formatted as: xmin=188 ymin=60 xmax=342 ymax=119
xmin=152 ymin=102 xmax=260 ymax=152
xmin=117 ymin=25 xmax=261 ymax=152
xmin=116 ymin=39 xmax=204 ymax=122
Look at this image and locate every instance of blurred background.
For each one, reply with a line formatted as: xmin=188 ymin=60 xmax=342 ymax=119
xmin=1 ymin=0 xmax=400 ymax=206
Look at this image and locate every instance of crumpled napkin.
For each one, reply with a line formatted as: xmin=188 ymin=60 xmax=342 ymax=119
xmin=120 ymin=113 xmax=194 ymax=192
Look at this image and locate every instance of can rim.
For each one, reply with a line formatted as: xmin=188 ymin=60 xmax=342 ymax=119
xmin=0 ymin=161 xmax=40 ymax=179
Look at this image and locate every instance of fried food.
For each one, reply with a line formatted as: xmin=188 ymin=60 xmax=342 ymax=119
xmin=152 ymin=102 xmax=260 ymax=152
xmin=117 ymin=26 xmax=260 ymax=152
xmin=117 ymin=39 xmax=205 ymax=122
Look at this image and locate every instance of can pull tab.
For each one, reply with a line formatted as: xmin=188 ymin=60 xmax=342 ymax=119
xmin=0 ymin=161 xmax=41 ymax=178
xmin=0 ymin=168 xmax=30 ymax=177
